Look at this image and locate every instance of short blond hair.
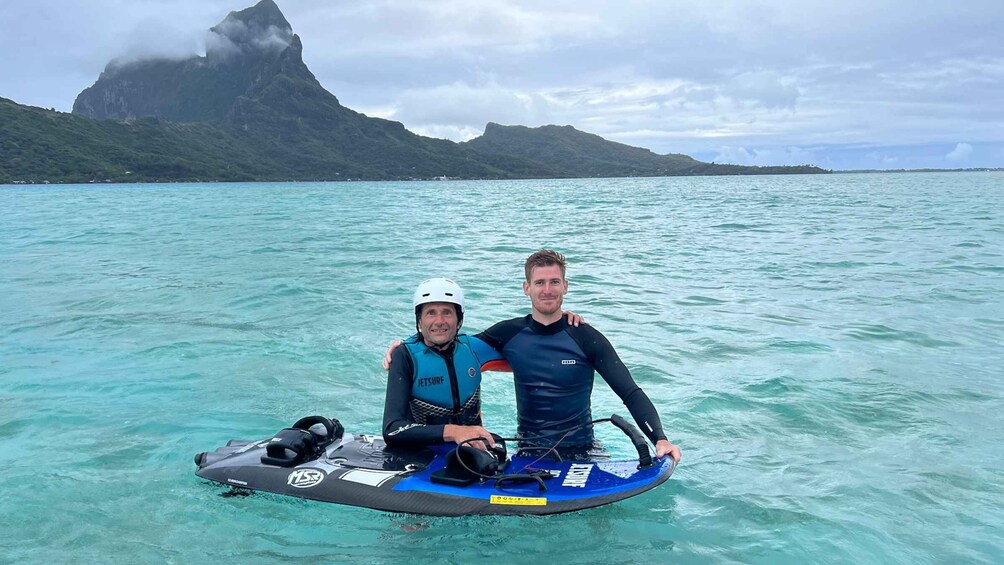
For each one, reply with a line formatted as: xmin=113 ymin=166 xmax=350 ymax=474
xmin=524 ymin=249 xmax=566 ymax=281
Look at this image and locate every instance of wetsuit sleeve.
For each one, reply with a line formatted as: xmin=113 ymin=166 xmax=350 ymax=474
xmin=467 ymin=336 xmax=504 ymax=365
xmin=382 ymin=346 xmax=446 ymax=446
xmin=474 ymin=317 xmax=526 ymax=352
xmin=570 ymin=325 xmax=668 ymax=444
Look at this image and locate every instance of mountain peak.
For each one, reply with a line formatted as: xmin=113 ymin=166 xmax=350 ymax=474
xmin=208 ymin=0 xmax=293 ymax=61
xmin=225 ymin=0 xmax=290 ymax=29
xmin=72 ymin=0 xmax=314 ymax=122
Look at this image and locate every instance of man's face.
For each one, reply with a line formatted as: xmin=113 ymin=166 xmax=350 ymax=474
xmin=523 ymin=264 xmax=568 ymax=316
xmin=418 ymin=302 xmax=459 ymax=347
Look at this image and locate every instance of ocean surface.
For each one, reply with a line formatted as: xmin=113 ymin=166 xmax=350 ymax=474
xmin=2 ymin=173 xmax=1002 ymax=564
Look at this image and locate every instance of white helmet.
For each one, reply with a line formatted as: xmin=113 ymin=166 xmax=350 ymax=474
xmin=413 ymin=278 xmax=465 ymax=326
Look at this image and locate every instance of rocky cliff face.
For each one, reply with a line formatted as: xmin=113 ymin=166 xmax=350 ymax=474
xmin=72 ymin=0 xmax=328 ymax=122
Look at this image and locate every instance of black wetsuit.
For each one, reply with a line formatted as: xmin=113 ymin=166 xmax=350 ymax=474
xmin=476 ymin=315 xmax=667 ymax=450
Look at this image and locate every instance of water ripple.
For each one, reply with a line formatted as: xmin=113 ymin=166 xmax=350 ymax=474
xmin=3 ymin=173 xmax=1003 ymax=563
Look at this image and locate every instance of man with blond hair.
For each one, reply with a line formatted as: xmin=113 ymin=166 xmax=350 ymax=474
xmin=476 ymin=250 xmax=680 ymax=461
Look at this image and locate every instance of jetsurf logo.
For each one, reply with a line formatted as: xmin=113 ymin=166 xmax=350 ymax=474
xmin=561 ymin=463 xmax=593 ymax=488
xmin=287 ymin=468 xmax=325 ymax=489
xmin=417 ymin=375 xmax=444 ymax=387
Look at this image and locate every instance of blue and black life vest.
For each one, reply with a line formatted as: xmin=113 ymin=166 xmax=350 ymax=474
xmin=403 ymin=335 xmax=483 ymax=426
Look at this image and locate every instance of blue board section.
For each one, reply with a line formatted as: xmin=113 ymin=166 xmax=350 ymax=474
xmin=394 ymin=453 xmax=674 ymax=502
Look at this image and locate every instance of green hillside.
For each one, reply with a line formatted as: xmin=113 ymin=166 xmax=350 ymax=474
xmin=464 ymin=123 xmax=826 ymax=177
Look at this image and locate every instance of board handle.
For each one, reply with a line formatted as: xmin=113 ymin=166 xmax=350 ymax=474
xmin=609 ymin=414 xmax=653 ymax=468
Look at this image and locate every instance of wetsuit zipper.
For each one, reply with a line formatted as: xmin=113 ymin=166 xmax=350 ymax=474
xmin=441 ymin=348 xmax=462 ymax=420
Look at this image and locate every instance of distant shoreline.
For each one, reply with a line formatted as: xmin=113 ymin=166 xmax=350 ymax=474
xmin=5 ymin=168 xmax=1002 ymax=186
xmin=833 ymin=168 xmax=1003 ymax=173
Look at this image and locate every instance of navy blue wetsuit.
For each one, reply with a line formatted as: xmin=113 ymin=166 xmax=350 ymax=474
xmin=475 ymin=315 xmax=667 ymax=449
xmin=382 ymin=334 xmax=502 ymax=447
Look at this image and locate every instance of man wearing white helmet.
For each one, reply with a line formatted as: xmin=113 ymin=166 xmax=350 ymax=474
xmin=382 ymin=278 xmax=504 ymax=450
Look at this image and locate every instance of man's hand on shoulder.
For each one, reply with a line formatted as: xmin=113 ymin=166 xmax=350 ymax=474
xmin=564 ymin=310 xmax=586 ymax=327
xmin=382 ymin=339 xmax=403 ymax=370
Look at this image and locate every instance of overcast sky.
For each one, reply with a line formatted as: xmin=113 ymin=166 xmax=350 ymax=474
xmin=3 ymin=0 xmax=1003 ymax=170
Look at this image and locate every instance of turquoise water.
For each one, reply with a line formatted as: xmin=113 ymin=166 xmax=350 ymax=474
xmin=2 ymin=173 xmax=1002 ymax=564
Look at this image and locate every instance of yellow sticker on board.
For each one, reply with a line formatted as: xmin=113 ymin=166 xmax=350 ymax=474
xmin=489 ymin=495 xmax=547 ymax=506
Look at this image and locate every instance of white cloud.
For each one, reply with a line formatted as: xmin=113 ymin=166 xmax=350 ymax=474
xmin=291 ymin=0 xmax=603 ymax=58
xmin=711 ymin=145 xmax=816 ymax=166
xmin=409 ymin=124 xmax=487 ymax=142
xmin=390 ymin=81 xmax=554 ymax=137
xmin=866 ymin=151 xmax=899 ymax=164
xmin=207 ymin=19 xmax=291 ymax=60
xmin=946 ymin=142 xmax=973 ymax=162
xmin=713 ymin=146 xmax=759 ymax=165
xmin=106 ymin=17 xmax=202 ymax=66
xmin=205 ymin=31 xmax=242 ymax=61
xmin=251 ymin=27 xmax=293 ymax=51
xmin=726 ymin=70 xmax=800 ymax=110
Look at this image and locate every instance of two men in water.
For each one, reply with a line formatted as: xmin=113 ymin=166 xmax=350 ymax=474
xmin=382 ymin=275 xmax=581 ymax=451
xmin=383 ymin=250 xmax=681 ymax=463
